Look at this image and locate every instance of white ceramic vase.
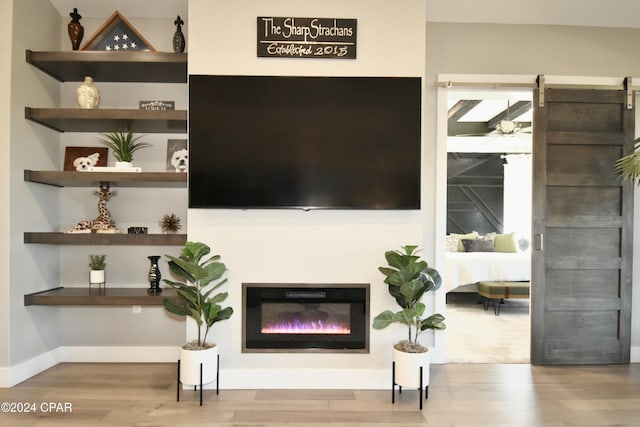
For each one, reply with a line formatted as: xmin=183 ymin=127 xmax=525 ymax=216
xmin=393 ymin=347 xmax=430 ymax=388
xmin=77 ymin=76 xmax=100 ymax=109
xmin=179 ymin=344 xmax=218 ymax=386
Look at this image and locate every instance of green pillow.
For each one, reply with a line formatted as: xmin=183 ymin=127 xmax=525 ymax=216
xmin=493 ymin=232 xmax=519 ymax=253
xmin=451 ymin=231 xmax=479 ymax=252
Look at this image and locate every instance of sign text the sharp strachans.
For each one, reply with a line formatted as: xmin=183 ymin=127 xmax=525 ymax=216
xmin=257 ymin=17 xmax=357 ymax=59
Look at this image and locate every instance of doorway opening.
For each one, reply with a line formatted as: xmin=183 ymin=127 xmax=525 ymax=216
xmin=443 ymin=88 xmax=533 ymax=363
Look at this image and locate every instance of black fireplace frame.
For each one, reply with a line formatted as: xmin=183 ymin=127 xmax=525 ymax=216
xmin=242 ymin=283 xmax=370 ymax=353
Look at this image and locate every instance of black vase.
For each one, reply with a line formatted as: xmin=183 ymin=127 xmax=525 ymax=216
xmin=147 ymin=255 xmax=162 ymax=294
xmin=68 ymin=8 xmax=84 ymax=50
xmin=173 ymin=15 xmax=185 ymax=53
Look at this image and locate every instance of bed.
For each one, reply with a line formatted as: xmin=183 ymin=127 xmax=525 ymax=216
xmin=444 ymin=252 xmax=531 ymax=293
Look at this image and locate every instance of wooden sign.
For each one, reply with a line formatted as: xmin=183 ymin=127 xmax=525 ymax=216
xmin=257 ymin=17 xmax=357 ymax=59
xmin=139 ymin=100 xmax=175 ymax=111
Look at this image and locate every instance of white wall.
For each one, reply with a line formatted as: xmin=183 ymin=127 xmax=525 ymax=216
xmin=188 ymin=0 xmax=429 ymax=389
xmin=0 ymin=0 xmax=13 ymax=377
xmin=8 ymin=0 xmax=62 ymax=383
xmin=503 ymin=154 xmax=532 ymax=241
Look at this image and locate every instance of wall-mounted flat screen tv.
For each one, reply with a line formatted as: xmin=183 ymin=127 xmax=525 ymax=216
xmin=188 ymin=75 xmax=421 ymax=210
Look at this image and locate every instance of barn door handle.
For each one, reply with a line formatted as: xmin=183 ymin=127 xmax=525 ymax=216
xmin=534 ymin=234 xmax=544 ymax=251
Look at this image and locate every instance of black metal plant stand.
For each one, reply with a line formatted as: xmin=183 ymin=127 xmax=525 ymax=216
xmin=391 ymin=361 xmax=428 ymax=410
xmin=176 ymin=354 xmax=220 ymax=406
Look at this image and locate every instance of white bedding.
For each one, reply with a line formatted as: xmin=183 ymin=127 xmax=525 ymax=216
xmin=444 ymin=252 xmax=531 ymax=292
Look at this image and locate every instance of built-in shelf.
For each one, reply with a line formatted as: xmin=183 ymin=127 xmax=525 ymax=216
xmin=24 ymin=286 xmax=182 ymax=306
xmin=24 ymin=170 xmax=187 ymax=188
xmin=24 ymin=232 xmax=186 ymax=246
xmin=25 ymin=50 xmax=187 ymax=83
xmin=25 ymin=107 xmax=187 ymax=133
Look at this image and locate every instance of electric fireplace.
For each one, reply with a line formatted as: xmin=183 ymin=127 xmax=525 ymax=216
xmin=242 ymin=283 xmax=370 ymax=353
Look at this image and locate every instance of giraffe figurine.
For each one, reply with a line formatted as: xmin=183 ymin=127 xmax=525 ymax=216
xmin=67 ymin=183 xmax=121 ymax=233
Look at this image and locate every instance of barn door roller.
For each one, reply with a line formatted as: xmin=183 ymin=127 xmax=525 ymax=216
xmin=624 ymin=77 xmax=633 ymax=109
xmin=536 ymin=74 xmax=545 ymax=108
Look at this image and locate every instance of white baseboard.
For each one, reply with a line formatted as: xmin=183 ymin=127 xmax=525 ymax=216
xmin=630 ymin=346 xmax=640 ymax=363
xmin=3 ymin=348 xmax=61 ymax=387
xmin=58 ymin=346 xmax=179 ymax=363
xmin=220 ymin=368 xmax=390 ymax=389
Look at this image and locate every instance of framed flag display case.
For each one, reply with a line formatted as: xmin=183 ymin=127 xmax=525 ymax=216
xmin=80 ymin=11 xmax=155 ymax=52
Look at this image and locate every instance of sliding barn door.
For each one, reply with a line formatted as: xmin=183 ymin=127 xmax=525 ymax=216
xmin=531 ymin=88 xmax=634 ymax=365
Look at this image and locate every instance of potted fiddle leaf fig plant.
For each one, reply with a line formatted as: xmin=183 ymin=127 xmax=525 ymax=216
xmin=88 ymin=254 xmax=106 ymax=286
xmin=372 ymin=245 xmax=445 ymax=398
xmin=97 ymin=128 xmax=151 ymax=168
xmin=162 ymin=241 xmax=233 ymax=387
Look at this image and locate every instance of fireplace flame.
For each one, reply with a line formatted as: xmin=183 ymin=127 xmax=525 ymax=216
xmin=262 ymin=319 xmax=351 ymax=334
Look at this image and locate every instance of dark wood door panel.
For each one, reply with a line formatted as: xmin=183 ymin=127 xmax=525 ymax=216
xmin=545 ymin=228 xmax=620 ymax=258
xmin=544 ymin=310 xmax=621 ymax=365
xmin=547 ymin=131 xmax=625 ymax=146
xmin=547 ymin=146 xmax=622 ymax=186
xmin=547 ymin=187 xmax=621 ymax=217
xmin=545 ymin=269 xmax=621 ymax=311
xmin=547 ymin=102 xmax=623 ymax=133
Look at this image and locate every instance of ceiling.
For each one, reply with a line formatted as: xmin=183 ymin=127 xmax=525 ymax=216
xmin=447 ymin=90 xmax=533 ymax=153
xmin=426 ymin=0 xmax=640 ymax=29
xmin=49 ymin=0 xmax=187 ymax=18
xmin=48 ymin=0 xmax=640 ymax=28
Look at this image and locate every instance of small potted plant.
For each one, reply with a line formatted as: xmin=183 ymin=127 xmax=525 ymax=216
xmin=89 ymin=254 xmax=106 ymax=285
xmin=97 ymin=128 xmax=151 ymax=168
xmin=162 ymin=241 xmax=233 ymax=387
xmin=372 ymin=245 xmax=445 ymax=396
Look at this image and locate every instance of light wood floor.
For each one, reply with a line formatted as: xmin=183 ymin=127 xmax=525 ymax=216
xmin=1 ymin=362 xmax=639 ymax=426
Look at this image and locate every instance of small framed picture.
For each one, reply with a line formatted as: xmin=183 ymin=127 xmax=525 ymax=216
xmin=64 ymin=147 xmax=108 ymax=171
xmin=166 ymin=139 xmax=188 ymax=172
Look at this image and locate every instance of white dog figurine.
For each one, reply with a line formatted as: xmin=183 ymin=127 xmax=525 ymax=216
xmin=73 ymin=152 xmax=100 ymax=171
xmin=170 ymin=148 xmax=188 ymax=173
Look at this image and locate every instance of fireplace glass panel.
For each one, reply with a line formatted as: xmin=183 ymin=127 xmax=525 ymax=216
xmin=261 ymin=303 xmax=351 ymax=334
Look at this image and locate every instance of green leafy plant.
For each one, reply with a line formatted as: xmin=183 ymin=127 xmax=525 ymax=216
xmin=162 ymin=241 xmax=233 ymax=349
xmin=615 ymin=137 xmax=640 ymax=184
xmin=97 ymin=129 xmax=151 ymax=163
xmin=372 ymin=245 xmax=446 ymax=353
xmin=89 ymin=254 xmax=106 ymax=270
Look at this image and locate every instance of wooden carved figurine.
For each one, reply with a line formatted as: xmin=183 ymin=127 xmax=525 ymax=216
xmin=68 ymin=8 xmax=84 ymax=50
xmin=67 ymin=183 xmax=121 ymax=234
xmin=173 ymin=15 xmax=185 ymax=53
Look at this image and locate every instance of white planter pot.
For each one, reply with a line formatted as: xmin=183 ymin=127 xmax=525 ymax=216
xmin=393 ymin=347 xmax=430 ymax=388
xmin=114 ymin=161 xmax=133 ymax=168
xmin=89 ymin=269 xmax=105 ymax=285
xmin=179 ymin=344 xmax=218 ymax=386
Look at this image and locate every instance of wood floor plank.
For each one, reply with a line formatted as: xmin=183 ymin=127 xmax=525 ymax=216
xmin=256 ymin=389 xmax=355 ymax=400
xmin=230 ymin=409 xmax=427 ymax=423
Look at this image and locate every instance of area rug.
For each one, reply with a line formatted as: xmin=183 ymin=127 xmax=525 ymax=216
xmin=444 ymin=294 xmax=530 ymax=363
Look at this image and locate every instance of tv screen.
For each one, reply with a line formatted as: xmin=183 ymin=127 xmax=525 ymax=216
xmin=188 ymin=75 xmax=421 ymax=209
